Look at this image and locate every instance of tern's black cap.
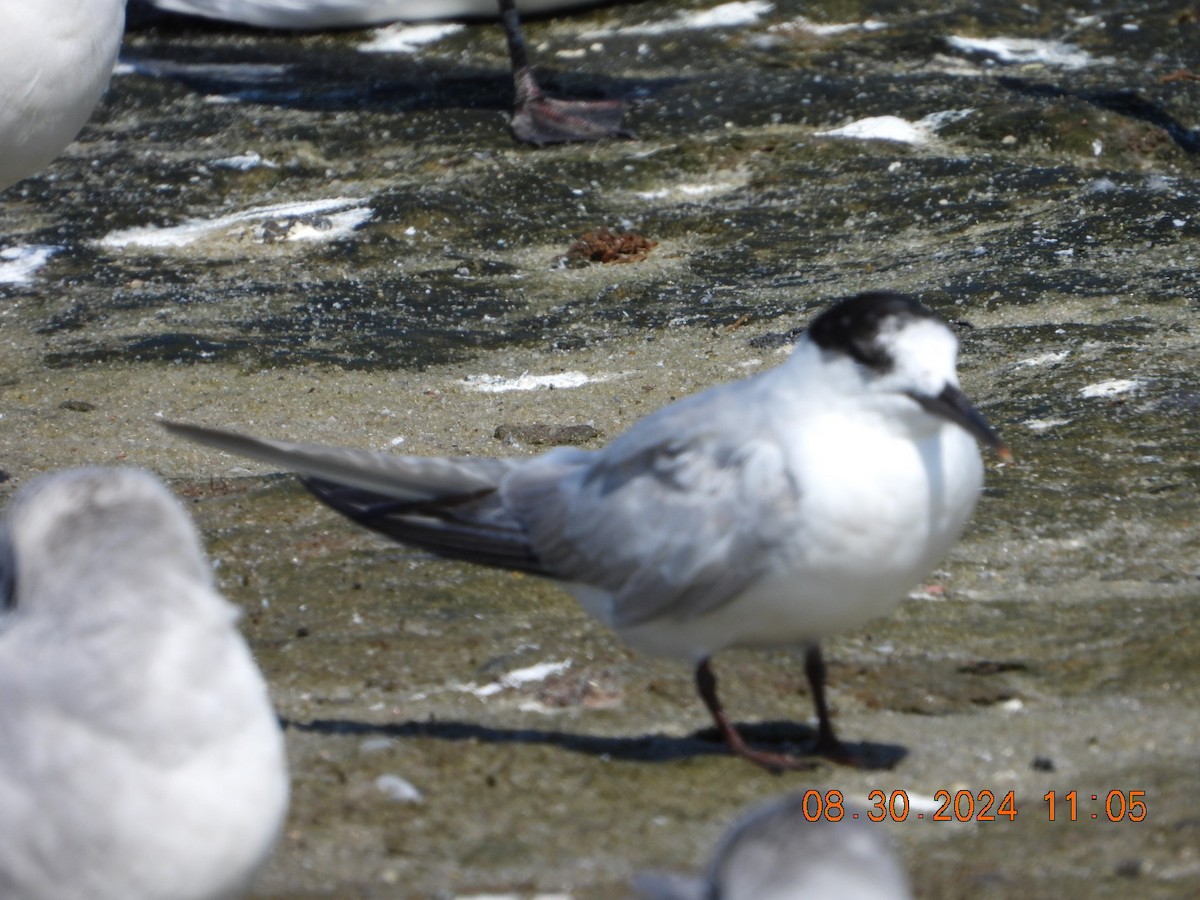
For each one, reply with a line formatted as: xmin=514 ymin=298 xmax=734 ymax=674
xmin=807 ymin=292 xmax=942 ymax=372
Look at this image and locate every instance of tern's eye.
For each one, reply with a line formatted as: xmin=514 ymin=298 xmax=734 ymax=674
xmin=847 ymin=331 xmax=894 ymax=373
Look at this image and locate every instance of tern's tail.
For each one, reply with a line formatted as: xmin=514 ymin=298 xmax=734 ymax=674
xmin=162 ymin=421 xmax=545 ymax=573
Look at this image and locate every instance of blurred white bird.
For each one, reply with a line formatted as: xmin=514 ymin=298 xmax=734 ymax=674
xmin=141 ymin=0 xmax=613 ymax=29
xmin=138 ymin=0 xmax=631 ymax=144
xmin=0 ymin=468 xmax=289 ymax=900
xmin=634 ymin=792 xmax=912 ymax=900
xmin=167 ymin=292 xmax=1008 ymax=771
xmin=0 ymin=0 xmax=126 ymax=191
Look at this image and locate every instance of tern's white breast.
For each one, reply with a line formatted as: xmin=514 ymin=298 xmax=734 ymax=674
xmin=591 ymin=414 xmax=983 ymax=662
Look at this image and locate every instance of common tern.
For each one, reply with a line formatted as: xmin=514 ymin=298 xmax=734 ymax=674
xmin=166 ymin=291 xmax=1009 ymax=771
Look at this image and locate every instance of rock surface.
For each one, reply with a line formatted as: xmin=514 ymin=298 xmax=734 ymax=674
xmin=1 ymin=1 xmax=1198 ymax=897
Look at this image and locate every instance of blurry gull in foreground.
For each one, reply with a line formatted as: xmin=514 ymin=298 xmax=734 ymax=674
xmin=166 ymin=291 xmax=1009 ymax=771
xmin=0 ymin=0 xmax=126 ymax=191
xmin=634 ymin=792 xmax=912 ymax=900
xmin=0 ymin=468 xmax=289 ymax=899
xmin=0 ymin=0 xmax=126 ymax=282
xmin=137 ymin=0 xmax=631 ymax=144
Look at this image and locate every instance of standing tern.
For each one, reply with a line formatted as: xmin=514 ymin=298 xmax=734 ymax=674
xmin=165 ymin=291 xmax=1009 ymax=771
xmin=0 ymin=468 xmax=289 ymax=899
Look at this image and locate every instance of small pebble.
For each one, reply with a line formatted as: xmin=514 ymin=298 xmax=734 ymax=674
xmin=494 ymin=422 xmax=598 ymax=446
xmin=375 ymin=774 xmax=423 ymax=804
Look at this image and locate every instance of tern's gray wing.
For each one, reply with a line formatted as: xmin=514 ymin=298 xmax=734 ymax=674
xmin=166 ymin=419 xmax=802 ymax=626
xmin=166 ymin=421 xmax=542 ymax=572
xmin=505 ymin=429 xmax=801 ymax=628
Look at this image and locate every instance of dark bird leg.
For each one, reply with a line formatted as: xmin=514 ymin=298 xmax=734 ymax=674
xmin=498 ymin=0 xmax=631 ymax=145
xmin=695 ymin=659 xmax=817 ymax=774
xmin=804 ymin=644 xmax=857 ymax=765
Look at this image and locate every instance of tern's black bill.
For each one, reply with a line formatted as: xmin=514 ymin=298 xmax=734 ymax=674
xmin=908 ymin=385 xmax=1012 ymax=462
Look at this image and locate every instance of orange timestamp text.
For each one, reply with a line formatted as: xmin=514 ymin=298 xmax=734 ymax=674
xmin=790 ymin=789 xmax=1148 ymax=823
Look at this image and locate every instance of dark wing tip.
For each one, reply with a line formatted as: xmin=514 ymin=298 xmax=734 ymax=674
xmin=302 ymin=477 xmax=550 ymax=576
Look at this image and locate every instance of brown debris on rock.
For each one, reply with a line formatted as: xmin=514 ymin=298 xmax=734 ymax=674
xmin=565 ymin=228 xmax=657 ymax=264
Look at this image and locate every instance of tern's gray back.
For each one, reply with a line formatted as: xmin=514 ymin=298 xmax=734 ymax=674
xmin=502 ymin=370 xmax=803 ymax=628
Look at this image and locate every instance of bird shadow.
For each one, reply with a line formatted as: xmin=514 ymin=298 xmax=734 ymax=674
xmin=999 ymin=75 xmax=1200 ymax=155
xmin=122 ymin=51 xmax=669 ymax=117
xmin=287 ymin=716 xmax=907 ymax=771
xmin=119 ymin=18 xmax=690 ymax=119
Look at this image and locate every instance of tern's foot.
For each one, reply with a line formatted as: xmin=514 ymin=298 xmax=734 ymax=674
xmin=731 ymin=744 xmax=823 ymax=775
xmin=723 ymin=730 xmax=862 ymax=773
xmin=510 ymin=66 xmax=631 ymax=145
xmin=706 ymin=723 xmax=828 ymax=774
xmin=511 ymin=94 xmax=632 ymax=145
